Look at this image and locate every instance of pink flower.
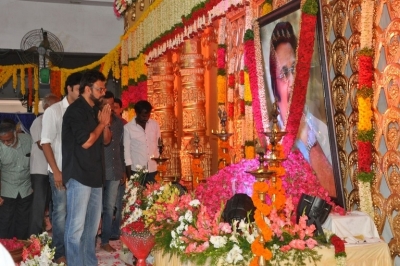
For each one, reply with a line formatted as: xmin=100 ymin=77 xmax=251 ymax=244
xmin=280 ymin=245 xmax=292 ymax=252
xmin=289 ymin=239 xmax=306 ymax=250
xmin=305 ymin=238 xmax=318 ymax=249
xmin=218 ymin=223 xmax=232 ymax=234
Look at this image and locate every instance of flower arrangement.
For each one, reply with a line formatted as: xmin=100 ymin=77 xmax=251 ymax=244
xmin=142 ymin=182 xmax=257 ymax=265
xmin=121 ymin=165 xmax=149 ymax=235
xmin=21 ymin=232 xmax=63 ymax=266
xmin=324 ymin=229 xmax=347 ymax=266
xmin=113 ymin=0 xmax=134 ymax=17
xmin=253 ymin=197 xmax=323 ymax=265
xmin=120 ymin=151 xmax=348 ymax=266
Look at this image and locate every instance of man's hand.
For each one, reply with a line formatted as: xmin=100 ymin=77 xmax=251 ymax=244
xmin=0 ymin=196 xmax=4 ymax=206
xmin=99 ymin=104 xmax=111 ymax=127
xmin=53 ymin=170 xmax=65 ymax=190
xmin=120 ymin=172 xmax=127 ymax=185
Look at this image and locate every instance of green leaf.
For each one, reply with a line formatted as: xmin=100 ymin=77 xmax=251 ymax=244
xmin=244 ymin=30 xmax=254 ymax=41
xmin=302 ymin=0 xmax=319 ymax=15
xmin=359 ymin=48 xmax=374 ymax=57
xmin=357 ymin=171 xmax=374 ymax=183
xmin=358 ymin=129 xmax=374 ymax=142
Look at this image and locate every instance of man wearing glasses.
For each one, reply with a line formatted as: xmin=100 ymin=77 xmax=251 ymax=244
xmin=62 ymin=70 xmax=111 ymax=266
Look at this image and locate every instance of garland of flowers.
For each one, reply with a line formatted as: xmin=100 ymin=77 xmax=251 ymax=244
xmin=244 ymin=29 xmax=265 ymax=146
xmin=250 ymin=148 xmax=286 ymax=265
xmin=356 ymin=0 xmax=375 ymax=218
xmin=244 ymin=69 xmax=255 ymax=159
xmin=281 ymin=0 xmax=319 ymax=155
xmin=324 ymin=229 xmax=347 ymax=266
xmin=49 ymin=45 xmax=121 ymax=96
xmin=0 ymin=65 xmax=38 ymax=113
xmin=28 ymin=68 xmax=33 ymax=109
xmin=119 ymin=0 xmax=244 ymax=63
xmin=252 ymin=20 xmax=270 ymax=136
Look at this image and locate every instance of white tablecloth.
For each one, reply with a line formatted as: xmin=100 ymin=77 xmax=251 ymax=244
xmin=322 ymin=211 xmax=379 ymax=243
xmin=153 ymin=241 xmax=392 ymax=266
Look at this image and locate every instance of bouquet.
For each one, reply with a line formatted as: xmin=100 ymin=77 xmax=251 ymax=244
xmin=121 ymin=165 xmax=149 ymax=235
xmin=21 ymin=232 xmax=64 ymax=266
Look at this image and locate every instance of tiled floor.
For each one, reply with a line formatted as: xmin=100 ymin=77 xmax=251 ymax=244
xmin=96 ymin=239 xmax=132 ymax=266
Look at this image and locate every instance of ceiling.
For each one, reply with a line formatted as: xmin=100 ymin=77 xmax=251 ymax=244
xmin=20 ymin=0 xmax=114 ymax=7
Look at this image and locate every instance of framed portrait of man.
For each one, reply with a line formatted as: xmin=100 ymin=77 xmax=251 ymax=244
xmin=258 ymin=0 xmax=345 ymax=208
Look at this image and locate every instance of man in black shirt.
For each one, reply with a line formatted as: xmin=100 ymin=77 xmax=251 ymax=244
xmin=62 ymin=70 xmax=111 ymax=266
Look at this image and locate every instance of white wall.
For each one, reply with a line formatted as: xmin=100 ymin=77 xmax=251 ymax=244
xmin=0 ymin=0 xmax=123 ymax=53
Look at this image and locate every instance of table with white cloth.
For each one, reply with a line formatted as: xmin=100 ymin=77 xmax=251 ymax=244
xmin=153 ymin=241 xmax=392 ymax=266
xmin=153 ymin=211 xmax=392 ymax=266
xmin=322 ymin=211 xmax=380 ymax=243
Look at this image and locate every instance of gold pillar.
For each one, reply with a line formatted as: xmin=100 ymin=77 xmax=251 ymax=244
xmin=150 ymin=53 xmax=177 ymax=180
xmin=179 ymin=38 xmax=208 ymax=186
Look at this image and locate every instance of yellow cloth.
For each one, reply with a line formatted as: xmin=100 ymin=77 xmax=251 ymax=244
xmin=153 ymin=241 xmax=392 ymax=266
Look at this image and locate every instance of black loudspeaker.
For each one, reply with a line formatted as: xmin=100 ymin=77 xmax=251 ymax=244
xmin=296 ymin=193 xmax=332 ymax=236
xmin=223 ymin=193 xmax=256 ymax=224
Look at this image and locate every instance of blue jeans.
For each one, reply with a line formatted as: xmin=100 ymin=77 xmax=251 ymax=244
xmin=101 ymin=180 xmax=120 ymax=245
xmin=111 ymin=183 xmax=125 ymax=238
xmin=65 ymin=178 xmax=102 ymax=266
xmin=48 ymin=172 xmax=67 ymax=260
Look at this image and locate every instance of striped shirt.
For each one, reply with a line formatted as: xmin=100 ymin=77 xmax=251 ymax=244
xmin=0 ymin=133 xmax=33 ymax=198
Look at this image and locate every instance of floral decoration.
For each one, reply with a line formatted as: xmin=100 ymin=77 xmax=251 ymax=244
xmin=324 ymin=229 xmax=347 ymax=266
xmin=21 ymin=232 xmax=63 ymax=266
xmin=356 ymin=0 xmax=375 ymax=218
xmin=121 ymin=165 xmax=149 ymax=235
xmin=282 ymin=2 xmax=318 ymax=155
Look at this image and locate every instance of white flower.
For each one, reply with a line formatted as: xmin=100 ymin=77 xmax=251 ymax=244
xmin=209 ymin=235 xmax=227 ymax=248
xmin=184 ymin=210 xmax=193 ymax=223
xmin=238 ymin=219 xmax=247 ymax=232
xmin=189 ymin=199 xmax=200 ymax=207
xmin=229 ymin=234 xmax=239 ymax=244
xmin=176 ymin=222 xmax=186 ymax=234
xmin=225 ymin=244 xmax=244 ymax=264
xmin=132 ymin=208 xmax=142 ymax=220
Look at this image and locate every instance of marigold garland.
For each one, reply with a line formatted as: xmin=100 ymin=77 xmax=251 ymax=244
xmin=28 ymin=68 xmax=33 ymax=109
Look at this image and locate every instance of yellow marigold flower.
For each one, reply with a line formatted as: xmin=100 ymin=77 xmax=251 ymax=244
xmin=244 ymin=71 xmax=252 ymax=101
xmin=217 ymin=75 xmax=227 ymax=103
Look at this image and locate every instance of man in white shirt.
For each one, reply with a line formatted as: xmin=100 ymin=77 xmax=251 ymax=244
xmin=40 ymin=72 xmax=82 ymax=264
xmin=28 ymin=94 xmax=59 ymax=236
xmin=124 ymin=100 xmax=161 ymax=184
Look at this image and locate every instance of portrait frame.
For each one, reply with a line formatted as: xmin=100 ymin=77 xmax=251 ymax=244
xmin=257 ymin=0 xmax=345 ymax=208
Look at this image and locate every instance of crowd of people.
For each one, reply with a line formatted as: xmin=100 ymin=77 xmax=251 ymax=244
xmin=0 ymin=69 xmax=161 ymax=266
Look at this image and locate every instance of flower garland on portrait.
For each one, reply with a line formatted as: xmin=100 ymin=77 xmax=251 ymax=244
xmin=356 ymin=0 xmax=375 ymax=218
xmin=281 ymin=0 xmax=319 ymax=155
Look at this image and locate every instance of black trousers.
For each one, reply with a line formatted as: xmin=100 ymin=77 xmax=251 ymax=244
xmin=28 ymin=174 xmax=51 ymax=235
xmin=0 ymin=193 xmax=33 ymax=239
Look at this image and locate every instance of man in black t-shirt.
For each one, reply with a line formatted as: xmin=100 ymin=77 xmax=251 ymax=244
xmin=62 ymin=70 xmax=111 ymax=266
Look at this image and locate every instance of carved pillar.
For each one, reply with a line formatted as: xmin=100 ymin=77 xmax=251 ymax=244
xmin=179 ymin=38 xmax=208 ymax=187
xmin=150 ymin=53 xmax=178 ymax=179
